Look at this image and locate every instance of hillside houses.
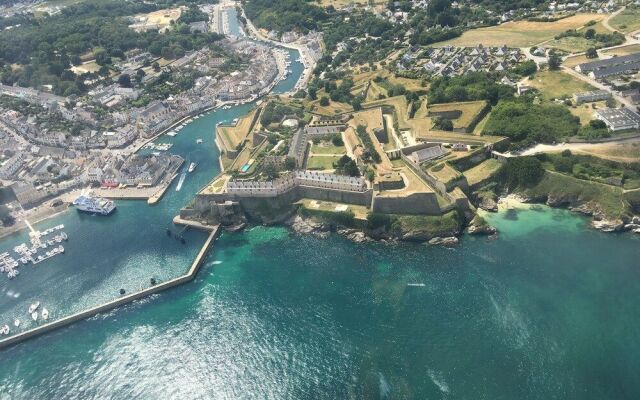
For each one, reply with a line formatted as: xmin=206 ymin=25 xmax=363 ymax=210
xmin=409 ymin=45 xmax=526 ymax=77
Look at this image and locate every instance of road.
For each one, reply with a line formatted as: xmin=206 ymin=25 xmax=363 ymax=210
xmin=561 ymin=65 xmax=637 ymax=110
xmin=506 ymin=135 xmax=640 ymax=160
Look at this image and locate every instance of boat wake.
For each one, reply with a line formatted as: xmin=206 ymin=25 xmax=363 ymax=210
xmin=427 ymin=369 xmax=450 ymax=394
xmin=379 ymin=372 xmax=391 ymax=399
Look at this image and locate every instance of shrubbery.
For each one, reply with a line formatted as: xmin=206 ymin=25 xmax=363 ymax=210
xmin=483 ymin=99 xmax=580 ymax=147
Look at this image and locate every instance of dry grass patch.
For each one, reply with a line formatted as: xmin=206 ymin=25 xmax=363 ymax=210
xmin=464 ymin=159 xmax=502 ymax=186
xmin=609 ymin=7 xmax=640 ymax=33
xmin=218 ymin=108 xmax=259 ymax=150
xmin=525 ymin=70 xmax=595 ymax=100
xmin=427 ymin=100 xmax=488 ymax=130
xmin=601 ymin=44 xmax=640 ymax=57
xmin=569 ymin=101 xmax=610 ymax=126
xmin=351 ymin=108 xmax=385 ymax=131
xmin=435 ymin=14 xmax=605 ymax=47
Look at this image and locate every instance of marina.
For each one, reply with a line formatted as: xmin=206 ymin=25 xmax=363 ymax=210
xmin=0 ymin=6 xmax=304 ymax=348
xmin=1 ymin=224 xmax=68 ymax=280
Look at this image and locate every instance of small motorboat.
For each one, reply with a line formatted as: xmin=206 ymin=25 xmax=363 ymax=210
xmin=196 ymin=138 xmax=203 ymax=144
xmin=42 ymin=308 xmax=49 ymax=320
xmin=31 ymin=311 xmax=38 ymax=321
xmin=14 ymin=319 xmax=20 ymax=327
xmin=1 ymin=325 xmax=9 ymax=335
xmin=28 ymin=302 xmax=40 ymax=314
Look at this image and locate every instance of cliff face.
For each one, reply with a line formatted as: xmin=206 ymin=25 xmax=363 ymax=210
xmin=284 ymin=212 xmax=465 ymax=244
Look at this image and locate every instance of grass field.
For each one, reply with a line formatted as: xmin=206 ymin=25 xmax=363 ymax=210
xmin=564 ymin=54 xmax=590 ymax=68
xmin=427 ymin=101 xmax=487 ymax=130
xmin=218 ymin=108 xmax=258 ymax=150
xmin=428 ymin=163 xmax=462 ymax=184
xmin=435 ymin=14 xmax=605 ymax=47
xmin=351 ymin=108 xmax=385 ymax=132
xmin=525 ymin=70 xmax=595 ymax=100
xmin=609 ymin=6 xmax=640 ymax=33
xmin=306 ymin=155 xmax=341 ymax=170
xmin=569 ymin=101 xmax=610 ymax=126
xmin=523 ymin=170 xmax=628 ymax=219
xmin=310 ymin=142 xmax=346 ymax=155
xmin=547 ymin=36 xmax=603 ymax=53
xmin=464 ymin=159 xmax=502 ymax=186
xmin=472 ymin=112 xmax=491 ymax=136
xmin=575 ymin=142 xmax=640 ymax=163
xmin=601 ymin=44 xmax=640 ymax=57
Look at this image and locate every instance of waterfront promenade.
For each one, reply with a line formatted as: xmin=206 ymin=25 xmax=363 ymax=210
xmin=0 ymin=224 xmax=220 ymax=349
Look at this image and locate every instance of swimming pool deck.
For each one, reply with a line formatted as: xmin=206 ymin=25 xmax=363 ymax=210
xmin=0 ymin=224 xmax=221 ymax=350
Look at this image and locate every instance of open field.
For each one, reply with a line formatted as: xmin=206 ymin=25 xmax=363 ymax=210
xmin=306 ymin=155 xmax=341 ymax=170
xmin=601 ymin=44 xmax=640 ymax=57
xmin=564 ymin=54 xmax=590 ymax=68
xmin=463 ymin=159 xmax=501 ymax=186
xmin=218 ymin=108 xmax=258 ymax=150
xmin=435 ymin=14 xmax=605 ymax=47
xmin=547 ymin=36 xmax=603 ymax=53
xmin=569 ymin=101 xmax=610 ymax=126
xmin=609 ymin=7 xmax=640 ymax=33
xmin=311 ymin=99 xmax=352 ymax=116
xmin=574 ymin=141 xmax=640 ymax=163
xmin=70 ymin=60 xmax=100 ymax=75
xmin=351 ymin=108 xmax=385 ymax=132
xmin=525 ymin=70 xmax=595 ymax=99
xmin=129 ymin=8 xmax=182 ymax=33
xmin=428 ymin=163 xmax=462 ymax=185
xmin=310 ymin=142 xmax=346 ymax=155
xmin=427 ymin=101 xmax=487 ymax=130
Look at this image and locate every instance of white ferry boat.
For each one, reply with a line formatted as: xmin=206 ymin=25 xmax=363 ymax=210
xmin=188 ymin=162 xmax=197 ymax=173
xmin=72 ymin=195 xmax=116 ymax=216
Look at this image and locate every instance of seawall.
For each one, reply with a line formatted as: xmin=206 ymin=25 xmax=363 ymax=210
xmin=0 ymin=224 xmax=221 ymax=350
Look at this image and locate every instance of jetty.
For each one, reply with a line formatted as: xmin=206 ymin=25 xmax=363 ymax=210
xmin=0 ymin=224 xmax=221 ymax=350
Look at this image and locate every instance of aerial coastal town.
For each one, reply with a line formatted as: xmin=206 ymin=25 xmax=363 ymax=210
xmin=1 ymin=0 xmax=640 ymax=245
xmin=0 ymin=0 xmax=324 ymax=237
xmin=1 ymin=0 xmax=640 ymax=393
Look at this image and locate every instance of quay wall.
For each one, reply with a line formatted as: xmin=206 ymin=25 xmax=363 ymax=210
xmin=0 ymin=225 xmax=220 ymax=350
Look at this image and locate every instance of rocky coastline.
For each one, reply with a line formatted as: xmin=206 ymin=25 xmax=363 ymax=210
xmin=489 ymin=192 xmax=640 ymax=234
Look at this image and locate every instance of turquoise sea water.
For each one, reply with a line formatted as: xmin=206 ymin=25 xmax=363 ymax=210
xmin=1 ymin=208 xmax=640 ymax=399
xmin=2 ymin=13 xmax=640 ymax=400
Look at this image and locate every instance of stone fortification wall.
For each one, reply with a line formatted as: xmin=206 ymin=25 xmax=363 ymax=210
xmin=372 ymin=192 xmax=442 ymax=215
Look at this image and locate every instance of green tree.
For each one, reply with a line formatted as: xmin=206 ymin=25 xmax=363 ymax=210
xmin=585 ymin=47 xmax=598 ymax=59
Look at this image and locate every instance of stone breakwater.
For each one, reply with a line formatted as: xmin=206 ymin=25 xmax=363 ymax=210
xmin=0 ymin=225 xmax=220 ymax=350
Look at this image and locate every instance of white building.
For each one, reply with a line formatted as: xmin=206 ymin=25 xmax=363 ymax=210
xmin=595 ymin=108 xmax=640 ymax=131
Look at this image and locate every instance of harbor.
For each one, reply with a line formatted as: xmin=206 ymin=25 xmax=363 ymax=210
xmin=0 ymin=25 xmax=304 ymax=348
xmin=0 ymin=225 xmax=220 ymax=349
